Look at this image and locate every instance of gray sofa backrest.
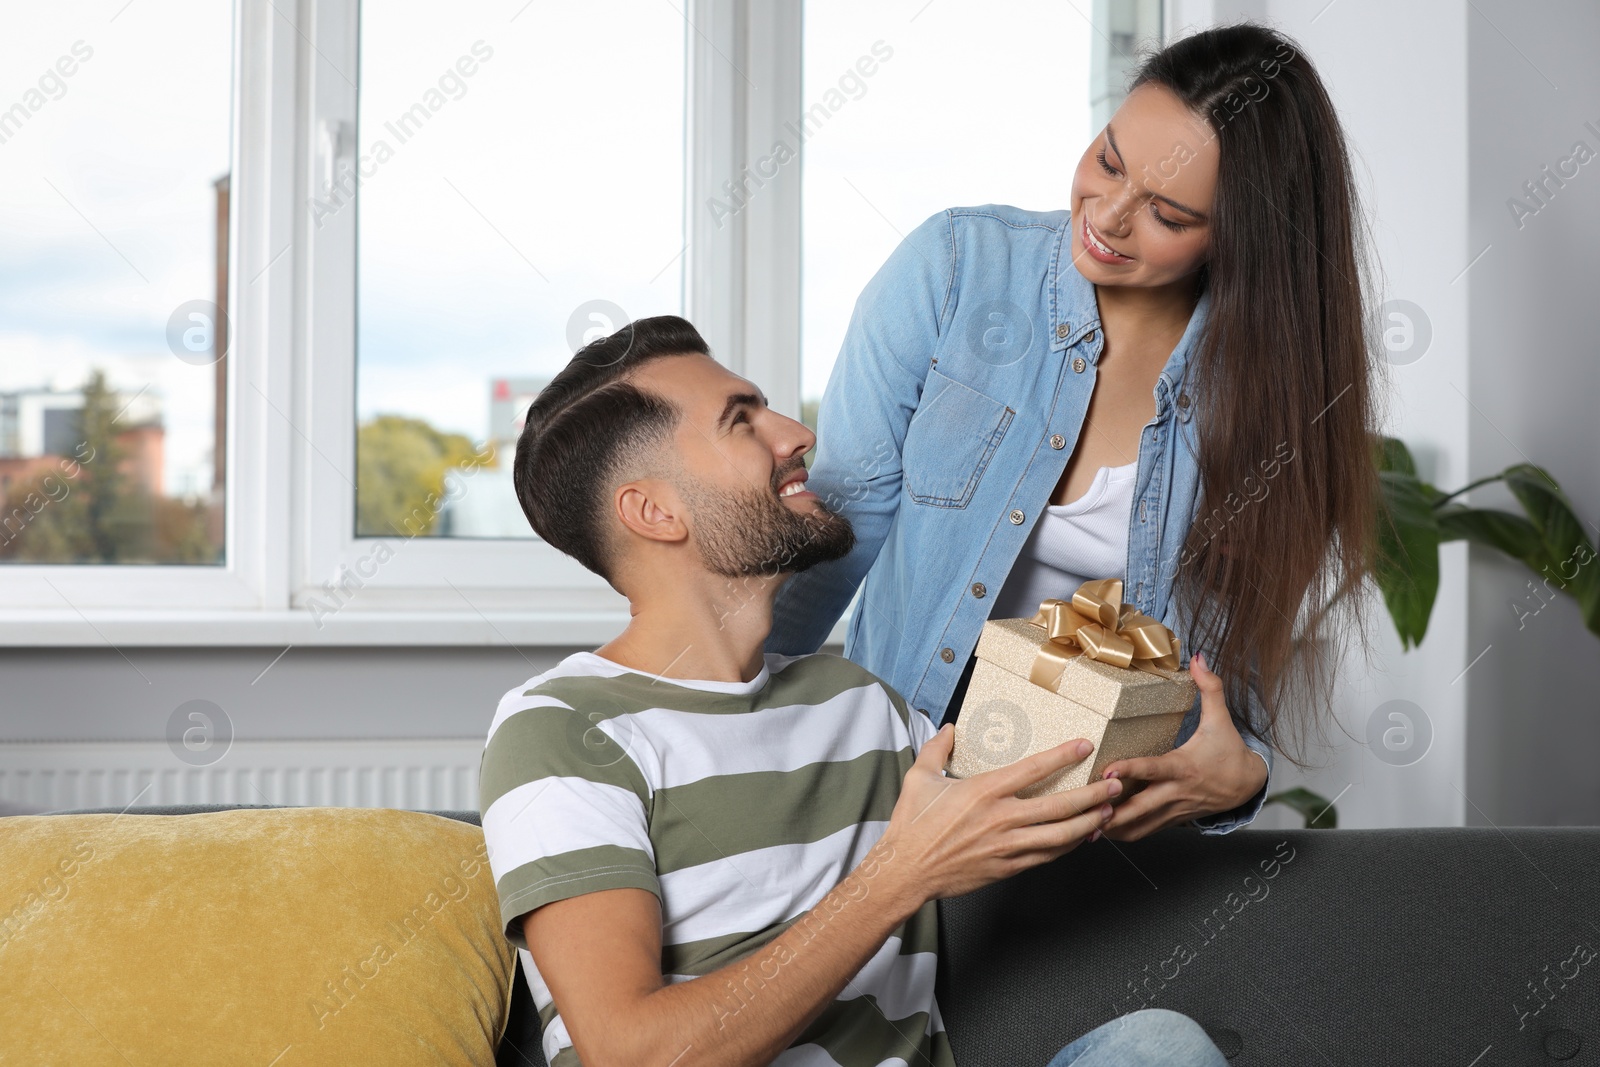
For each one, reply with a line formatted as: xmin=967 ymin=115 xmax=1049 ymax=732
xmin=938 ymin=824 xmax=1600 ymax=1065
xmin=42 ymin=806 xmax=1599 ymax=1066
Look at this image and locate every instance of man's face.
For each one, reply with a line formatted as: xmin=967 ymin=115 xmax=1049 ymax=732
xmin=628 ymin=354 xmax=854 ymax=578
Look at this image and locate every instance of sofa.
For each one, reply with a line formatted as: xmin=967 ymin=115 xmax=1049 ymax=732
xmin=6 ymin=803 xmax=1596 ymax=1065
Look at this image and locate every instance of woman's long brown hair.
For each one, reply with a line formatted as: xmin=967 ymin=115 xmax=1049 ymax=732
xmin=1136 ymin=25 xmax=1384 ymax=763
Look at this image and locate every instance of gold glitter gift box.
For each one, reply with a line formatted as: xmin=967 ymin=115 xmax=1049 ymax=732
xmin=944 ymin=586 xmax=1198 ymax=799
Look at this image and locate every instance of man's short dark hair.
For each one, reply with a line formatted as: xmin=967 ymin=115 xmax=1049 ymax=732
xmin=513 ymin=314 xmax=710 ymax=581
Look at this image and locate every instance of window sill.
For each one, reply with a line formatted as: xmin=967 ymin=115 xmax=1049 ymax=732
xmin=0 ymin=608 xmax=853 ymax=648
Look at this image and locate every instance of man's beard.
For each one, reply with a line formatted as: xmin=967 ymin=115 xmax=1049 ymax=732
xmin=681 ymin=467 xmax=855 ymax=578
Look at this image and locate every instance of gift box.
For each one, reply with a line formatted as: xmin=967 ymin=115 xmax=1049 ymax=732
xmin=945 ymin=579 xmax=1198 ymax=799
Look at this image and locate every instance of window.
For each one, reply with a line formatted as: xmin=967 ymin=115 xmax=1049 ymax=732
xmin=0 ymin=3 xmax=233 ymax=566
xmin=1 ymin=0 xmax=1157 ymax=640
xmin=292 ymin=0 xmax=688 ymax=620
xmin=800 ymin=0 xmax=1099 ymax=420
xmin=352 ymin=0 xmax=687 ymax=542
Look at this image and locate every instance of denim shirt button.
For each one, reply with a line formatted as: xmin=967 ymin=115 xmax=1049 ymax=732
xmin=1009 ymin=509 xmax=1025 ymax=525
xmin=1072 ymin=357 xmax=1086 ymax=373
xmin=1084 ymin=330 xmax=1096 ymax=343
xmin=1056 ymin=322 xmax=1070 ymax=339
xmin=940 ymin=647 xmax=956 ymax=663
xmin=1050 ymin=434 xmax=1066 ymax=449
xmin=971 ymin=582 xmax=987 ymax=598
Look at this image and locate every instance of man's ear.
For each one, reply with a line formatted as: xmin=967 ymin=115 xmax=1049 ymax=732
xmin=614 ymin=479 xmax=689 ymax=546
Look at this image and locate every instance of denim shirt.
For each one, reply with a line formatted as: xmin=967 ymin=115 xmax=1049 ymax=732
xmin=768 ymin=205 xmax=1271 ymax=834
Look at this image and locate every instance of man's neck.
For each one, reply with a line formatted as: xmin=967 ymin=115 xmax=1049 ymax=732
xmin=594 ymin=573 xmax=784 ymax=685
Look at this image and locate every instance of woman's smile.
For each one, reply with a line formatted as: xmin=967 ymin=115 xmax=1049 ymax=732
xmin=1082 ymin=215 xmax=1134 ymax=264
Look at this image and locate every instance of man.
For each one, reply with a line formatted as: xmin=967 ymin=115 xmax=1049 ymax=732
xmin=479 ymin=315 xmax=1226 ymax=1066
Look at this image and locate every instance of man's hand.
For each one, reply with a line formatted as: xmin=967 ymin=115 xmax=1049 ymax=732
xmin=874 ymin=721 xmax=1123 ymax=906
xmin=1098 ymin=652 xmax=1269 ymax=842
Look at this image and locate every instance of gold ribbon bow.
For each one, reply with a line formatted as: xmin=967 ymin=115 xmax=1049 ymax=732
xmin=1026 ymin=578 xmax=1183 ymax=691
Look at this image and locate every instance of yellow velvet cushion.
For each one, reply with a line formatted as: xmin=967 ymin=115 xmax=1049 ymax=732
xmin=0 ymin=807 xmax=515 ymax=1066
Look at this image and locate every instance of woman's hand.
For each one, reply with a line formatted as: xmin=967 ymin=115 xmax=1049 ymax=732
xmin=1096 ymin=652 xmax=1268 ymax=842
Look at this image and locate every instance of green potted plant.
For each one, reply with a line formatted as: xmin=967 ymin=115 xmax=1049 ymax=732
xmin=1263 ymin=436 xmax=1597 ymax=829
xmin=1372 ymin=436 xmax=1599 ymax=648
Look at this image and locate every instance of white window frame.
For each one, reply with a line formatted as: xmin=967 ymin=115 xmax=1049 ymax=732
xmin=295 ymin=0 xmax=803 ymax=621
xmin=0 ymin=0 xmax=291 ymax=628
xmin=2 ymin=0 xmax=808 ymax=646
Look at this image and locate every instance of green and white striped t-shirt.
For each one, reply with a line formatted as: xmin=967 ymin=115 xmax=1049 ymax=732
xmin=478 ymin=649 xmax=956 ymax=1067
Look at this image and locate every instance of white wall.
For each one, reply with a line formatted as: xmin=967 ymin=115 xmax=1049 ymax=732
xmin=1208 ymin=0 xmax=1600 ymax=830
xmin=1464 ymin=0 xmax=1600 ymax=826
xmin=1186 ymin=0 xmax=1475 ymax=829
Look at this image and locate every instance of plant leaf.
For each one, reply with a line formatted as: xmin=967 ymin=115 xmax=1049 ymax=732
xmin=1375 ymin=435 xmax=1416 ymax=477
xmin=1436 ymin=504 xmax=1545 ymax=569
xmin=1375 ymin=470 xmax=1442 ymax=649
xmin=1265 ymin=787 xmax=1337 ymax=829
xmin=1503 ymin=465 xmax=1600 ymax=636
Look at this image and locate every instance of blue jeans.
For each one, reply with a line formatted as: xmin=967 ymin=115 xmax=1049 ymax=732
xmin=1044 ymin=1009 xmax=1228 ymax=1066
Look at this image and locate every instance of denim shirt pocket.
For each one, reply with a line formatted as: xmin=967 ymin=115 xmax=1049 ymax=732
xmin=902 ymin=368 xmax=1014 ymax=508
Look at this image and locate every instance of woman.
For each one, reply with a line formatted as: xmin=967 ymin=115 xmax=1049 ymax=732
xmin=768 ymin=23 xmax=1380 ymax=841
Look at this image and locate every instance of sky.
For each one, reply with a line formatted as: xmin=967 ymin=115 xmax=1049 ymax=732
xmin=0 ymin=0 xmax=1098 ymax=489
xmin=0 ymin=1 xmax=232 ymax=496
xmin=801 ymin=0 xmax=1094 ymax=399
xmin=354 ymin=0 xmax=687 ymax=443
xmin=358 ymin=0 xmax=1095 ymax=436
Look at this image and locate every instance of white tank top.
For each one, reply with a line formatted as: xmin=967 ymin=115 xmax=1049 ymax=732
xmin=987 ymin=459 xmax=1137 ymax=622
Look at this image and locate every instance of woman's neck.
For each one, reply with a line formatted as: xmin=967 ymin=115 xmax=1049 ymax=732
xmin=1093 ymin=274 xmax=1202 ymax=358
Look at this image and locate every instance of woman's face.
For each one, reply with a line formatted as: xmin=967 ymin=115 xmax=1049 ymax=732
xmin=1069 ymin=82 xmax=1219 ymax=290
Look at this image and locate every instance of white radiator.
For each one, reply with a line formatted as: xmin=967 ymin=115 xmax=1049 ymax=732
xmin=0 ymin=739 xmax=485 ymax=814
